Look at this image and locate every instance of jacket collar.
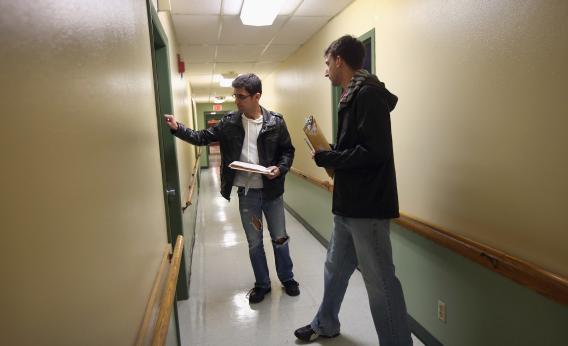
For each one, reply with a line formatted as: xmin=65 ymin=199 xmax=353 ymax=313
xmin=338 ymin=69 xmax=370 ymax=112
xmin=227 ymin=106 xmax=277 ymax=133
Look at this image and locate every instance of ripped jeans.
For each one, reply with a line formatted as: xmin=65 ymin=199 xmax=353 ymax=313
xmin=237 ymin=187 xmax=294 ymax=289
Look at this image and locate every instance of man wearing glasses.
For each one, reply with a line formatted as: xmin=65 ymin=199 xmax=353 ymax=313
xmin=164 ymin=73 xmax=299 ymax=304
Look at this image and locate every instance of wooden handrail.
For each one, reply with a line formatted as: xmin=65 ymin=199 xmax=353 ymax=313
xmin=152 ymin=235 xmax=184 ymax=346
xmin=290 ymin=167 xmax=333 ymax=192
xmin=289 ymin=167 xmax=568 ymax=305
xmin=183 ymin=149 xmax=201 ymax=211
xmin=136 ymin=245 xmax=170 ymax=346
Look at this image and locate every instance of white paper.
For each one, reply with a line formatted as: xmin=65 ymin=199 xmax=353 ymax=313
xmin=228 ymin=161 xmax=271 ymax=174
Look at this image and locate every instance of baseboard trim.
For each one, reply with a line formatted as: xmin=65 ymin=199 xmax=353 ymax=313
xmin=284 ymin=202 xmax=443 ymax=346
xmin=284 ymin=202 xmax=329 ymax=248
xmin=408 ymin=315 xmax=443 ymax=346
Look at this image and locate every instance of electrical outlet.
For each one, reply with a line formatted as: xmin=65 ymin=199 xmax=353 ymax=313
xmin=437 ymin=300 xmax=447 ymax=323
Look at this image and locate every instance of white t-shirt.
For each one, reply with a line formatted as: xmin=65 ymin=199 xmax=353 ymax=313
xmin=233 ymin=114 xmax=264 ymax=188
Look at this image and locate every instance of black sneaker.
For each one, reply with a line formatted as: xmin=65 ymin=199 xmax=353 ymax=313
xmin=283 ymin=279 xmax=300 ymax=296
xmin=247 ymin=286 xmax=271 ymax=304
xmin=294 ymin=324 xmax=339 ymax=342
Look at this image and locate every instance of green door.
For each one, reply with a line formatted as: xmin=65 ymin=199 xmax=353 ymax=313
xmin=202 ymin=111 xmax=227 ymax=167
xmin=146 ymin=1 xmax=187 ymax=344
xmin=147 ymin=1 xmax=189 ymax=302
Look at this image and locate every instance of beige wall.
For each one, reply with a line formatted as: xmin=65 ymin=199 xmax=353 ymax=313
xmin=264 ymin=0 xmax=568 ymax=276
xmin=0 ymin=1 xmax=183 ymax=344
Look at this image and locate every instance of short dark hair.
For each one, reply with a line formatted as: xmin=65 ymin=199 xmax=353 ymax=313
xmin=324 ymin=35 xmax=365 ymax=70
xmin=232 ymin=73 xmax=262 ymax=95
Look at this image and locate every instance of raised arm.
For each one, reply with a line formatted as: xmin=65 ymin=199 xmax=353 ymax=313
xmin=164 ymin=114 xmax=221 ymax=146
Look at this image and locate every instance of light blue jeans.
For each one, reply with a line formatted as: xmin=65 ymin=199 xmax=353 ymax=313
xmin=237 ymin=187 xmax=294 ymax=289
xmin=311 ymin=215 xmax=412 ymax=346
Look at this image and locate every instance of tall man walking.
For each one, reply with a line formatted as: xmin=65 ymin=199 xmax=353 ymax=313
xmin=294 ymin=35 xmax=412 ymax=345
xmin=165 ymin=73 xmax=300 ymax=304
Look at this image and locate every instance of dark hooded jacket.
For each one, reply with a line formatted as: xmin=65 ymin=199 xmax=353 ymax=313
xmin=314 ymin=74 xmax=399 ymax=219
xmin=172 ymin=106 xmax=294 ymax=201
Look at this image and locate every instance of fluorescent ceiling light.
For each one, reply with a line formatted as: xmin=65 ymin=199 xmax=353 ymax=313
xmin=218 ymin=72 xmax=238 ymax=87
xmin=240 ymin=0 xmax=285 ymax=26
xmin=219 ymin=78 xmax=233 ymax=87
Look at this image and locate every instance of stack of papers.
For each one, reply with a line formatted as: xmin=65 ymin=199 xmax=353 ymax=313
xmin=228 ymin=161 xmax=271 ymax=175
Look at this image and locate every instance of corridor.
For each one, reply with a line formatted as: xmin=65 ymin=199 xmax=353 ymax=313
xmin=177 ymin=155 xmax=423 ymax=345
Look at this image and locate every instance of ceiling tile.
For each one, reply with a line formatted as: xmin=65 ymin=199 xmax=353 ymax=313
xmin=219 ymin=15 xmax=288 ymax=45
xmin=259 ymin=44 xmax=300 ymax=63
xmin=172 ymin=0 xmax=356 ymax=102
xmin=180 ymin=45 xmax=216 ymax=63
xmin=173 ymin=15 xmax=220 ymax=45
xmin=214 ymin=62 xmax=255 ymax=76
xmin=279 ymin=0 xmax=304 ymax=15
xmin=222 ymin=0 xmax=243 ymax=15
xmin=193 ymin=95 xmax=211 ymax=103
xmin=216 ymin=45 xmax=264 ymax=62
xmin=185 ymin=63 xmax=214 ymax=76
xmin=210 ymin=86 xmax=234 ymax=96
xmin=188 ymin=75 xmax=214 ymax=88
xmin=253 ymin=62 xmax=282 ymax=79
xmin=295 ymin=0 xmax=354 ymax=17
xmin=170 ymin=0 xmax=221 ymax=15
xmin=272 ymin=16 xmax=330 ymax=45
xmin=192 ymin=87 xmax=211 ymax=94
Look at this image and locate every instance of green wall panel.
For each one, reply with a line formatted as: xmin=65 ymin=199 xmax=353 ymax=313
xmin=284 ymin=174 xmax=568 ymax=345
xmin=181 ymin=191 xmax=198 ymax=286
xmin=284 ymin=174 xmax=333 ymax=241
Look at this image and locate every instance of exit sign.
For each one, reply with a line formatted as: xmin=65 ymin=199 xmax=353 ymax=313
xmin=213 ymin=104 xmax=222 ymax=111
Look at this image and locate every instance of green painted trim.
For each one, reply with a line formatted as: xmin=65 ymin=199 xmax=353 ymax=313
xmin=146 ymin=0 xmax=188 ymax=305
xmin=145 ymin=2 xmax=183 ymax=345
xmin=201 ymin=111 xmax=210 ymax=167
xmin=331 ymin=28 xmax=376 ymax=142
xmin=149 ymin=2 xmax=168 ymax=48
xmin=331 ymin=86 xmax=340 ymax=143
xmin=408 ymin=315 xmax=443 ymax=346
xmin=201 ymin=110 xmax=228 ymax=167
xmin=359 ymin=28 xmax=376 ymax=74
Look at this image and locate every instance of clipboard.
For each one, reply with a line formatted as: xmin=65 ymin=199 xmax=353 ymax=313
xmin=303 ymin=115 xmax=334 ymax=178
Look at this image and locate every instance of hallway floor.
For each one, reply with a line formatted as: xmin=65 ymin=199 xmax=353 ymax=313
xmin=177 ymin=155 xmax=424 ymax=345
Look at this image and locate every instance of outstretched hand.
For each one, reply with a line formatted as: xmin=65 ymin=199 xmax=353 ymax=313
xmin=164 ymin=114 xmax=179 ymax=131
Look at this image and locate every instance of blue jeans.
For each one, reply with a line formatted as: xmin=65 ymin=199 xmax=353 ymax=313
xmin=237 ymin=187 xmax=294 ymax=289
xmin=311 ymin=215 xmax=412 ymax=346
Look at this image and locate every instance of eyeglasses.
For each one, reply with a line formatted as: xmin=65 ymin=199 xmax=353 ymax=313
xmin=232 ymin=93 xmax=253 ymax=101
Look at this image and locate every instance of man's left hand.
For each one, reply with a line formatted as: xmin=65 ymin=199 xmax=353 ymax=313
xmin=266 ymin=166 xmax=281 ymax=180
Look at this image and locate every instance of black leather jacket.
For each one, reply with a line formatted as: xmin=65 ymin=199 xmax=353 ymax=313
xmin=315 ymin=76 xmax=399 ymax=219
xmin=173 ymin=106 xmax=295 ymax=201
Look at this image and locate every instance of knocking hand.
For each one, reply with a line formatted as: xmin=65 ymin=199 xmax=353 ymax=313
xmin=266 ymin=166 xmax=280 ymax=180
xmin=164 ymin=114 xmax=178 ymax=130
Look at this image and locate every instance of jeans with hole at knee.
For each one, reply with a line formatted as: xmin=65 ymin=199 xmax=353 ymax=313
xmin=237 ymin=187 xmax=294 ymax=289
xmin=311 ymin=215 xmax=412 ymax=346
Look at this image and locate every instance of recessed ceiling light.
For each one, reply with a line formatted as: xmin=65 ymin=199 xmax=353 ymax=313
xmin=240 ymin=0 xmax=285 ymax=26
